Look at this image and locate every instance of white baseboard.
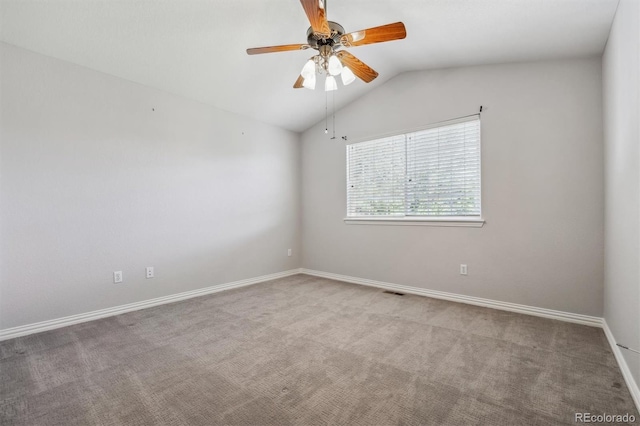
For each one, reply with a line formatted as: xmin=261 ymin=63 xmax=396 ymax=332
xmin=602 ymin=320 xmax=640 ymax=412
xmin=0 ymin=269 xmax=300 ymax=341
xmin=300 ymin=268 xmax=603 ymax=327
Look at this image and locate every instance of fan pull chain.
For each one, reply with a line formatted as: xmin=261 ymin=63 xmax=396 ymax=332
xmin=324 ymin=90 xmax=328 ymax=134
xmin=331 ymin=90 xmax=336 ymax=140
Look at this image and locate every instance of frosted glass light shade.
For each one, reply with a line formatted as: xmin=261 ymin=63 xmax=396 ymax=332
xmin=302 ymin=73 xmax=316 ymax=90
xmin=301 ymin=60 xmax=315 ymax=80
xmin=328 ymin=55 xmax=343 ymax=76
xmin=341 ymin=67 xmax=356 ymax=85
xmin=325 ymin=75 xmax=337 ymax=91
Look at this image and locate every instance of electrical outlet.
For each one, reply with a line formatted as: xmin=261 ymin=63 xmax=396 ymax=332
xmin=460 ymin=264 xmax=468 ymax=275
xmin=287 ymin=249 xmax=292 ymax=257
xmin=146 ymin=266 xmax=154 ymax=279
xmin=114 ymin=271 xmax=123 ymax=283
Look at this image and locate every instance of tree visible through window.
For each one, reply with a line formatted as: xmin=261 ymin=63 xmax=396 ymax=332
xmin=347 ymin=116 xmax=481 ymax=218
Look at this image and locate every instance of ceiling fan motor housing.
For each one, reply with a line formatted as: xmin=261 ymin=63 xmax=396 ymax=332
xmin=306 ymin=21 xmax=345 ymax=49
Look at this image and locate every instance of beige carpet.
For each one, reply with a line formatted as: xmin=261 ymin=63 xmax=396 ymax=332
xmin=1 ymin=274 xmax=638 ymax=425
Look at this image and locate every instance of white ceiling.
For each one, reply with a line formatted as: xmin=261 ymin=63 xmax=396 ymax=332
xmin=0 ymin=0 xmax=618 ymax=132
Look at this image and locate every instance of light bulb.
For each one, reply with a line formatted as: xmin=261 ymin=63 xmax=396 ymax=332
xmin=341 ymin=67 xmax=356 ymax=85
xmin=302 ymin=72 xmax=316 ymax=90
xmin=301 ymin=59 xmax=315 ymax=80
xmin=328 ymin=55 xmax=343 ymax=76
xmin=325 ymin=75 xmax=337 ymax=91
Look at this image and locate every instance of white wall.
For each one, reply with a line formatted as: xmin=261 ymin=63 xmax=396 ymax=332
xmin=301 ymin=58 xmax=604 ymax=316
xmin=603 ymin=0 xmax=640 ymax=387
xmin=0 ymin=43 xmax=301 ymax=330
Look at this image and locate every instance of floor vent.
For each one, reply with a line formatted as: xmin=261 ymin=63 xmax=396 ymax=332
xmin=383 ymin=290 xmax=405 ymax=296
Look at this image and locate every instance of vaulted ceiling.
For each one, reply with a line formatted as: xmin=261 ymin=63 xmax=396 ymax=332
xmin=0 ymin=0 xmax=619 ymax=132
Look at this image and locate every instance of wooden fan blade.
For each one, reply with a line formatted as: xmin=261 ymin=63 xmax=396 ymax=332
xmin=299 ymin=0 xmax=331 ymax=37
xmin=340 ymin=22 xmax=406 ymax=47
xmin=294 ymin=74 xmax=305 ymax=88
xmin=246 ymin=44 xmax=309 ymax=55
xmin=336 ymin=51 xmax=378 ymax=83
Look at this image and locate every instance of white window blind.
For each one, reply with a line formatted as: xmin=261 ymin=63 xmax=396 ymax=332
xmin=347 ymin=116 xmax=481 ymax=218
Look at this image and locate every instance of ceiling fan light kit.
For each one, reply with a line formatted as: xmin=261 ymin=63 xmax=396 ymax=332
xmin=341 ymin=67 xmax=356 ymax=85
xmin=327 ymin=54 xmax=343 ymax=76
xmin=325 ymin=75 xmax=338 ymax=91
xmin=301 ymin=59 xmax=316 ymax=79
xmin=246 ymin=0 xmax=406 ymax=92
xmin=302 ymin=73 xmax=316 ymax=90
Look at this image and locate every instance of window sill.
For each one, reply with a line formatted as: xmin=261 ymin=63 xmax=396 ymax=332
xmin=343 ymin=217 xmax=485 ymax=227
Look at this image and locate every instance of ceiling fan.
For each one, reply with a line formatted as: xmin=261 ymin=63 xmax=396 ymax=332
xmin=246 ymin=0 xmax=406 ymax=91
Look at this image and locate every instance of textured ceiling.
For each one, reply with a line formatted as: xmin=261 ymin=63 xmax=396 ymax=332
xmin=0 ymin=0 xmax=618 ymax=132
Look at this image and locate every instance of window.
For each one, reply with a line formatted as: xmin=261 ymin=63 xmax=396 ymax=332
xmin=346 ymin=115 xmax=482 ymax=225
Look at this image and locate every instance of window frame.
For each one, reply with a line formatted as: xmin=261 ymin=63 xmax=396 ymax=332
xmin=344 ymin=115 xmax=485 ymax=227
